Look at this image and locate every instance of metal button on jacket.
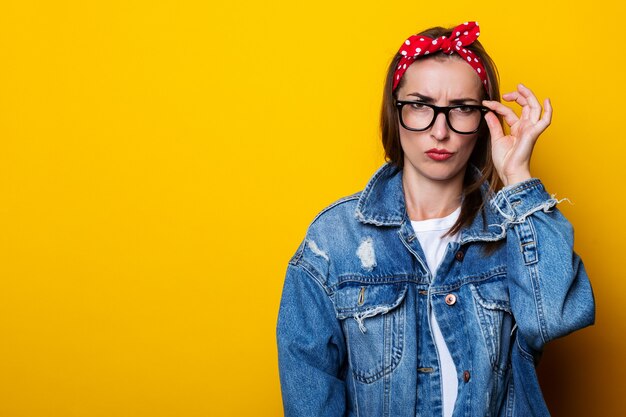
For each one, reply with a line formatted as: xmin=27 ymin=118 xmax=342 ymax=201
xmin=445 ymin=294 xmax=457 ymax=305
xmin=455 ymin=250 xmax=464 ymax=261
xmin=463 ymin=370 xmax=471 ymax=382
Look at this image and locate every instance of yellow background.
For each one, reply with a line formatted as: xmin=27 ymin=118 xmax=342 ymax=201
xmin=0 ymin=1 xmax=623 ymax=416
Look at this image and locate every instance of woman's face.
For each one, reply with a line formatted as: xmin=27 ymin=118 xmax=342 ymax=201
xmin=396 ymin=56 xmax=484 ymax=185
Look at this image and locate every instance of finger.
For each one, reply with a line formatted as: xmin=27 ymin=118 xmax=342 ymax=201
xmin=502 ymin=91 xmax=532 ymax=120
xmin=482 ymin=100 xmax=519 ymax=127
xmin=502 ymin=91 xmax=529 ymax=107
xmin=484 ymin=111 xmax=505 ymax=141
xmin=517 ymin=83 xmax=542 ymax=122
xmin=520 ymin=98 xmax=553 ymax=146
xmin=535 ymin=97 xmax=553 ymax=132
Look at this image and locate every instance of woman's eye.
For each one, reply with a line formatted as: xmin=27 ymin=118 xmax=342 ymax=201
xmin=409 ymin=103 xmax=427 ymax=110
xmin=455 ymin=106 xmax=473 ymax=113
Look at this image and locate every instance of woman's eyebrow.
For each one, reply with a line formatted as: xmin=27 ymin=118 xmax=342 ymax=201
xmin=406 ymin=92 xmax=480 ymax=104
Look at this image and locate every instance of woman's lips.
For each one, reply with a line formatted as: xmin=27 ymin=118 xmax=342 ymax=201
xmin=425 ymin=148 xmax=454 ymax=161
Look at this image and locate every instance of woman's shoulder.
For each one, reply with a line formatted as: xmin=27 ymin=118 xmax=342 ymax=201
xmin=306 ymin=162 xmax=396 ymax=229
xmin=308 ymin=191 xmax=362 ymax=228
xmin=288 ymin=163 xmax=394 ymax=271
xmin=288 ymin=191 xmax=363 ymax=268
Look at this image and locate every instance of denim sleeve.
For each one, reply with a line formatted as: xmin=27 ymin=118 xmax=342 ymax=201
xmin=276 ymin=260 xmax=348 ymax=417
xmin=491 ymin=178 xmax=596 ymax=352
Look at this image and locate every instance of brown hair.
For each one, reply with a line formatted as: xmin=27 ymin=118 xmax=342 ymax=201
xmin=380 ymin=25 xmax=504 ymax=236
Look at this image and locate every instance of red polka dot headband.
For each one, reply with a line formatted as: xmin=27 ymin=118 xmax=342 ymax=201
xmin=392 ymin=21 xmax=489 ymax=93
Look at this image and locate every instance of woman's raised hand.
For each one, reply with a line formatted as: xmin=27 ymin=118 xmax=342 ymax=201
xmin=482 ymin=83 xmax=552 ymax=187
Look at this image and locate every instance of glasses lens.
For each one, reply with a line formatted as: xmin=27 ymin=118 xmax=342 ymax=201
xmin=448 ymin=107 xmax=483 ymax=133
xmin=400 ymin=103 xmax=484 ymax=133
xmin=401 ymin=103 xmax=435 ymax=130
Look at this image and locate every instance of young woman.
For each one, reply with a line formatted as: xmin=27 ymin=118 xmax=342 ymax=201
xmin=276 ymin=21 xmax=595 ymax=417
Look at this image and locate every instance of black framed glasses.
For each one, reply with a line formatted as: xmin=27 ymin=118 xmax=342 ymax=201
xmin=395 ymin=100 xmax=489 ymax=134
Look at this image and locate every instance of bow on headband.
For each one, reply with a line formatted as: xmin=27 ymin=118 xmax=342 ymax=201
xmin=392 ymin=21 xmax=489 ymax=92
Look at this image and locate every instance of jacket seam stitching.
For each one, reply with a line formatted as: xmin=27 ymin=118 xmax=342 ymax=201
xmin=292 ymin=258 xmax=334 ymax=297
xmin=309 ymin=193 xmax=361 ymax=228
xmin=529 ymin=263 xmax=550 ymax=345
xmin=501 ymin=178 xmax=542 ymax=195
xmin=515 ymin=336 xmax=536 ymax=362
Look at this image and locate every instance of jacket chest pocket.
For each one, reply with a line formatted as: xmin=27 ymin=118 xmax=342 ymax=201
xmin=470 ymin=277 xmax=514 ymax=375
xmin=333 ymin=282 xmax=407 ymax=384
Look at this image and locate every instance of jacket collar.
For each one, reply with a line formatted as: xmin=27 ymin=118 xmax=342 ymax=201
xmin=354 ymin=162 xmax=506 ymax=243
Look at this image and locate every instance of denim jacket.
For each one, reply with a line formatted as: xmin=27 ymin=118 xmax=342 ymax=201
xmin=276 ymin=162 xmax=595 ymax=417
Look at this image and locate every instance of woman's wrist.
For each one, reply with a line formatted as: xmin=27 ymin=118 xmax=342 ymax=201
xmin=501 ymin=170 xmax=532 ymax=187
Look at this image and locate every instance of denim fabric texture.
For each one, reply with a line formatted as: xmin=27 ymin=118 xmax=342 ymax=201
xmin=276 ymin=162 xmax=595 ymax=417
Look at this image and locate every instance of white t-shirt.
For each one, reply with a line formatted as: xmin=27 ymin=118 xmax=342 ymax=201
xmin=410 ymin=206 xmax=461 ymax=417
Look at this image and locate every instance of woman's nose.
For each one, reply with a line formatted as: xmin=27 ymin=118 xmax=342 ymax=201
xmin=431 ymin=112 xmax=450 ymax=140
